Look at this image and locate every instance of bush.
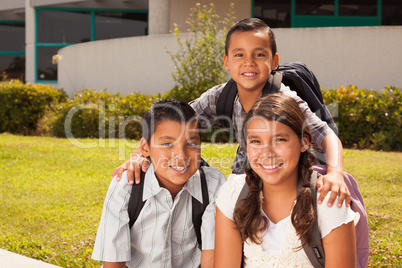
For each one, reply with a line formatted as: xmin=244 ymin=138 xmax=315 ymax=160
xmin=165 ymin=3 xmax=235 ymax=102
xmin=42 ymin=89 xmax=161 ymax=139
xmin=0 ymin=80 xmax=67 ymax=135
xmin=322 ymin=86 xmax=401 ymax=151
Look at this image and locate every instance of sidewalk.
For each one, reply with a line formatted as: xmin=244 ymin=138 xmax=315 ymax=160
xmin=0 ymin=249 xmax=61 ymax=268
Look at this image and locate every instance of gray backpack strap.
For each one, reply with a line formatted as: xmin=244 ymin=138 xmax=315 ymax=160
xmin=236 ymin=172 xmax=325 ymax=267
xmin=299 ymin=171 xmax=325 ymax=268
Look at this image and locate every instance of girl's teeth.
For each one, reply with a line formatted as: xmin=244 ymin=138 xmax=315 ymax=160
xmin=261 ymin=163 xmax=281 ymax=169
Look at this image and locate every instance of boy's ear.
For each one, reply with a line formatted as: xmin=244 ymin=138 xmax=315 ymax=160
xmin=139 ymin=137 xmax=150 ymax=157
xmin=301 ymin=135 xmax=310 ymax=153
xmin=223 ymin=54 xmax=230 ymax=71
xmin=272 ymin=53 xmax=279 ymax=71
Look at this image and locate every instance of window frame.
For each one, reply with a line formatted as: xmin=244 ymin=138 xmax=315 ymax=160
xmin=34 ymin=7 xmax=148 ymax=83
xmin=0 ymin=20 xmax=26 ymax=80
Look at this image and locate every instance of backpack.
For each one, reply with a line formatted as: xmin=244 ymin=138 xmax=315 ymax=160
xmin=235 ymin=165 xmax=369 ymax=268
xmin=216 ymin=62 xmax=339 ymax=137
xmin=127 ymin=165 xmax=209 ymax=250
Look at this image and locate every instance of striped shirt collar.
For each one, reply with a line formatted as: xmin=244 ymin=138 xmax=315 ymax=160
xmin=143 ymin=164 xmax=204 ymax=203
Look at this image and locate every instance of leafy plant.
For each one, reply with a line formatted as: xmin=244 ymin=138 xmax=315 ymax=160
xmin=0 ymin=80 xmax=67 ymax=135
xmin=43 ymin=89 xmax=161 ymax=139
xmin=322 ymin=86 xmax=401 ymax=151
xmin=165 ymin=3 xmax=235 ymax=102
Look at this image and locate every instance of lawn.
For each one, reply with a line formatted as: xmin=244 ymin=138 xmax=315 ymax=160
xmin=0 ymin=133 xmax=400 ymax=267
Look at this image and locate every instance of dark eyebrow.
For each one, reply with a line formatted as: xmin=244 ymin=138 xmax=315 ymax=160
xmin=188 ymin=135 xmax=201 ymax=142
xmin=247 ymin=133 xmax=290 ymax=139
xmin=274 ymin=133 xmax=290 ymax=138
xmin=231 ymin=48 xmax=244 ymax=53
xmin=247 ymin=135 xmax=260 ymax=140
xmin=156 ymin=136 xmax=176 ymax=141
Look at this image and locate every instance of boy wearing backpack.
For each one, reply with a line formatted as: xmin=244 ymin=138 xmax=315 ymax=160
xmin=114 ymin=18 xmax=350 ymax=209
xmin=92 ymin=99 xmax=226 ymax=268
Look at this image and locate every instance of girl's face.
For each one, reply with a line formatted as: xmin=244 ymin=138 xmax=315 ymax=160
xmin=246 ymin=117 xmax=308 ymax=187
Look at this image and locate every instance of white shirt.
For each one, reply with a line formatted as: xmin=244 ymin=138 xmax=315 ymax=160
xmin=92 ymin=165 xmax=226 ymax=268
xmin=217 ymin=173 xmax=360 ymax=267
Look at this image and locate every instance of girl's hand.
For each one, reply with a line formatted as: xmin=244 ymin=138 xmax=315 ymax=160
xmin=111 ymin=152 xmax=150 ymax=185
xmin=316 ymin=171 xmax=351 ymax=208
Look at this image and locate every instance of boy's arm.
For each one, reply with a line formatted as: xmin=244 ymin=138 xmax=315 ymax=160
xmin=92 ymin=173 xmax=132 ymax=263
xmin=199 ymin=168 xmax=226 ymax=268
xmin=189 ymin=83 xmax=226 ymax=128
xmin=318 ymin=133 xmax=351 ymax=208
xmin=112 ymin=146 xmax=150 ymax=184
xmin=281 ymin=85 xmax=351 ymax=207
xmin=103 ymin=262 xmax=126 ymax=268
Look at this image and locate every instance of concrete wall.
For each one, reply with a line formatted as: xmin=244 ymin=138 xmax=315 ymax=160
xmin=274 ymin=26 xmax=402 ymax=91
xmin=0 ymin=0 xmax=25 ymax=11
xmin=57 ymin=26 xmax=402 ymax=97
xmin=57 ymin=34 xmax=180 ymax=96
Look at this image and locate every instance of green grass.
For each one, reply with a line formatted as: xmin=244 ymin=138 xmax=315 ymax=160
xmin=0 ymin=133 xmax=401 ymax=267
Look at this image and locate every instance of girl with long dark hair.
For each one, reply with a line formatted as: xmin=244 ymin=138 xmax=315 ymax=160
xmin=215 ymin=94 xmax=359 ymax=267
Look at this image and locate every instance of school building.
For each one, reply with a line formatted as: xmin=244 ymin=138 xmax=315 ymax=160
xmin=1 ymin=0 xmax=401 ymax=96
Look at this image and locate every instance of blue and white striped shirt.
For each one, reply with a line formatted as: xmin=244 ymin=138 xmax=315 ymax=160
xmin=92 ymin=164 xmax=226 ymax=268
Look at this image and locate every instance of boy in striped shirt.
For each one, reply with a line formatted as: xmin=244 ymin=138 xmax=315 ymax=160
xmin=92 ymin=99 xmax=225 ymax=268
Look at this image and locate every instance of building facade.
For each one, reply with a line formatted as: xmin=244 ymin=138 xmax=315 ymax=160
xmin=0 ymin=0 xmax=401 ymax=95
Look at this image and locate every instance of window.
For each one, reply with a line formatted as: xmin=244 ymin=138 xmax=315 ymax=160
xmin=295 ymin=0 xmax=334 ymax=16
xmin=291 ymin=0 xmax=381 ymax=27
xmin=95 ymin=12 xmax=147 ymax=40
xmin=0 ymin=22 xmax=25 ymax=81
xmin=253 ymin=1 xmax=385 ymax=28
xmin=35 ymin=8 xmax=148 ymax=83
xmin=382 ymin=0 xmax=402 ymax=25
xmin=254 ymin=0 xmax=291 ymax=28
xmin=37 ymin=47 xmax=59 ymax=81
xmin=339 ymin=0 xmax=377 ymax=16
xmin=37 ymin=10 xmax=91 ymax=44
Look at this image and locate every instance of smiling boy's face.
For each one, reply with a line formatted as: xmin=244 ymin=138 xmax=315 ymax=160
xmin=224 ymin=30 xmax=279 ymax=95
xmin=140 ymin=119 xmax=201 ymax=197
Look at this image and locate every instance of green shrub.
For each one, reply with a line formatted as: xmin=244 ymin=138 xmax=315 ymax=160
xmin=43 ymin=89 xmax=161 ymax=139
xmin=0 ymin=80 xmax=67 ymax=135
xmin=164 ymin=3 xmax=235 ymax=102
xmin=322 ymin=86 xmax=401 ymax=151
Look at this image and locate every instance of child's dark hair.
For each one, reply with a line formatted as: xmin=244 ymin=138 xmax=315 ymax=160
xmin=225 ymin=18 xmax=277 ymax=57
xmin=142 ymin=99 xmax=198 ymax=144
xmin=234 ymin=93 xmax=316 ymax=248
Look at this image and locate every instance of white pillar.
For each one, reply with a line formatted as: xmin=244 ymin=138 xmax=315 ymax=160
xmin=148 ymin=0 xmax=170 ymax=35
xmin=25 ymin=0 xmax=35 ymax=83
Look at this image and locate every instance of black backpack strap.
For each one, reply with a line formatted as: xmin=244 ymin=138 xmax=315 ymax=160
xmin=278 ymin=62 xmax=339 ymax=137
xmin=192 ymin=167 xmax=209 ymax=250
xmin=128 ymin=170 xmax=147 ymax=229
xmin=262 ymin=72 xmax=283 ymax=96
xmin=298 ymin=171 xmax=325 ymax=268
xmin=216 ymin=79 xmax=238 ymax=128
